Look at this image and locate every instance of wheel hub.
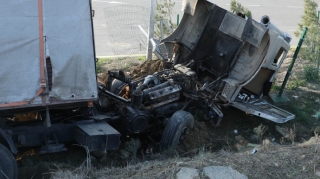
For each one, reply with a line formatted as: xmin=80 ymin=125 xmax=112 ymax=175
xmin=179 ymin=127 xmax=189 ymax=144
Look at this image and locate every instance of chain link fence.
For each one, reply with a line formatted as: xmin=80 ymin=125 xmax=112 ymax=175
xmin=104 ymin=5 xmax=150 ymax=60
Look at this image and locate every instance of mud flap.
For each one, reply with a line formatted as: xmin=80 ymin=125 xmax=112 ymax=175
xmin=231 ymin=101 xmax=295 ymax=123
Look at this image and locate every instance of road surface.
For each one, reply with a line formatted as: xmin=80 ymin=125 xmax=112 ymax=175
xmin=92 ymin=0 xmax=320 ymax=56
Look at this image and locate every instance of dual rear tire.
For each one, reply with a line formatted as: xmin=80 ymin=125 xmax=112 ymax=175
xmin=0 ymin=143 xmax=17 ymax=179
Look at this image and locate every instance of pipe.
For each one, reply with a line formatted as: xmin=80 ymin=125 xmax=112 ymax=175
xmin=132 ymin=90 xmax=143 ymax=108
xmin=260 ymin=15 xmax=292 ymax=43
xmin=143 ymin=80 xmax=171 ymax=94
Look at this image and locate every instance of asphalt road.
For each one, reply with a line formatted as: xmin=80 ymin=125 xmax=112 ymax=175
xmin=92 ymin=0 xmax=320 ymax=56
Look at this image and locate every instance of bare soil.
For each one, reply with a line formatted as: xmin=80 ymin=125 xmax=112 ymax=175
xmin=18 ymin=56 xmax=320 ymax=179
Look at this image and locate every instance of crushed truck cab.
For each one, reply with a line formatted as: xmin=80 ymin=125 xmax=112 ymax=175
xmin=153 ymin=0 xmax=294 ymax=123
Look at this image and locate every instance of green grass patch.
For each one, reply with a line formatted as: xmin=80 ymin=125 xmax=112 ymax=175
xmin=283 ymin=93 xmax=320 ymax=128
xmin=303 ymin=65 xmax=319 ymax=82
xmin=97 ymin=57 xmax=114 ymax=64
xmin=95 ymin=56 xmax=146 ymax=73
xmin=286 ymin=79 xmax=307 ymax=90
xmin=122 ymin=63 xmax=129 ymax=69
xmin=288 ymin=103 xmax=316 ymax=127
xmin=271 ymin=79 xmax=306 ymax=92
xmin=270 ymin=84 xmax=281 ymax=92
xmin=96 ymin=58 xmax=114 ymax=73
xmin=137 ymin=56 xmax=146 ymax=61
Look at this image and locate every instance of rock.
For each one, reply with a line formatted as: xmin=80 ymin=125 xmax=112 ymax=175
xmin=315 ymin=165 xmax=320 ymax=177
xmin=203 ymin=166 xmax=248 ymax=179
xmin=176 ymin=167 xmax=199 ymax=179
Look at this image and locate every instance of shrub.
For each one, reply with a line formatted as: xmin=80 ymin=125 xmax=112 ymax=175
xmin=287 ymin=79 xmax=307 ymax=90
xmin=303 ymin=65 xmax=319 ymax=81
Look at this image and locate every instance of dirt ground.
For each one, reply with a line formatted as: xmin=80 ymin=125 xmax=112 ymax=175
xmin=17 ymin=55 xmax=320 ymax=179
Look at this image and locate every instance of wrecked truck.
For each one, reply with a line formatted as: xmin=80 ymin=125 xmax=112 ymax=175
xmin=0 ymin=0 xmax=294 ymax=178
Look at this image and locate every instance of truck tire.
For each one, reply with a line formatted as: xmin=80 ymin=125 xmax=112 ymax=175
xmin=0 ymin=143 xmax=17 ymax=179
xmin=160 ymin=110 xmax=194 ymax=151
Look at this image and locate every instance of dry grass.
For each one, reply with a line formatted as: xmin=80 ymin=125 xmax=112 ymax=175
xmin=47 ymin=140 xmax=320 ymax=179
xmin=46 ymin=135 xmax=320 ymax=179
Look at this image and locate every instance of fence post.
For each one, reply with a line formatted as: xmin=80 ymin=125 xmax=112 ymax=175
xmin=160 ymin=19 xmax=164 ymax=40
xmin=177 ymin=14 xmax=179 ymax=26
xmin=278 ymin=27 xmax=308 ymax=97
xmin=146 ymin=0 xmax=156 ymax=60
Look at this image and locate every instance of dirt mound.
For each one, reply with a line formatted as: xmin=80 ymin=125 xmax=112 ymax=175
xmin=129 ymin=59 xmax=165 ymax=79
xmin=97 ymin=59 xmax=164 ymax=85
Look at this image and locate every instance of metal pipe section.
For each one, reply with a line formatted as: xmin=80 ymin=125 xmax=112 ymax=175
xmin=143 ymin=81 xmax=171 ymax=95
xmin=260 ymin=15 xmax=292 ymax=43
xmin=132 ymin=90 xmax=143 ymax=108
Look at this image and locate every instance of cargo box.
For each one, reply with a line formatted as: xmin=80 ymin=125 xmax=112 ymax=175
xmin=0 ymin=0 xmax=97 ymax=111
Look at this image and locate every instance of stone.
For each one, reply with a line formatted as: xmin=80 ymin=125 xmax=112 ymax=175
xmin=176 ymin=167 xmax=199 ymax=179
xmin=203 ymin=166 xmax=248 ymax=179
xmin=314 ymin=165 xmax=320 ymax=177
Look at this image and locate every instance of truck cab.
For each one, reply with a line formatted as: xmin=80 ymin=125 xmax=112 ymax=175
xmin=153 ymin=0 xmax=294 ymax=124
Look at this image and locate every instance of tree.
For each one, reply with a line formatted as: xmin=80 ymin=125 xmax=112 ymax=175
xmin=295 ymin=0 xmax=320 ymax=80
xmin=230 ymin=0 xmax=252 ymax=18
xmin=155 ymin=0 xmax=176 ymax=39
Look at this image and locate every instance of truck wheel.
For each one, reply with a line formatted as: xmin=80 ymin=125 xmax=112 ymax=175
xmin=160 ymin=110 xmax=194 ymax=151
xmin=0 ymin=143 xmax=17 ymax=179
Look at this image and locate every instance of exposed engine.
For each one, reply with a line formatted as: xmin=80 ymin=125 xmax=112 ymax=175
xmin=98 ymin=63 xmax=206 ymax=133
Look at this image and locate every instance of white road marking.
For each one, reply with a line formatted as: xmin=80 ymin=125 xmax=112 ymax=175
xmin=287 ymin=6 xmax=303 ymax=8
xmin=109 ymin=1 xmax=126 ymax=4
xmin=245 ymin=5 xmax=260 ymax=7
xmin=92 ymin=0 xmax=127 ymax=4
